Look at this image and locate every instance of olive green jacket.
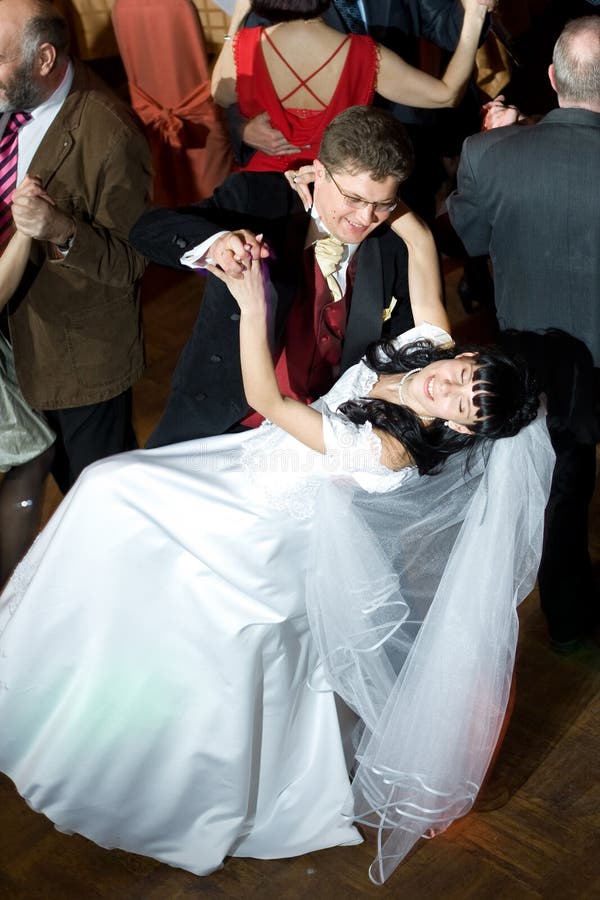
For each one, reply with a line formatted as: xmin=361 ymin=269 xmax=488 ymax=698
xmin=9 ymin=61 xmax=151 ymax=409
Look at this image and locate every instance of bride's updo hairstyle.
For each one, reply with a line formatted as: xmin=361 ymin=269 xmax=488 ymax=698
xmin=339 ymin=338 xmax=540 ymax=475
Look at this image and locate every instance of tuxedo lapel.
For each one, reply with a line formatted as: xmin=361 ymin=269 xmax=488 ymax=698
xmin=340 ymin=234 xmax=386 ymax=370
xmin=268 ymin=195 xmax=309 ymax=342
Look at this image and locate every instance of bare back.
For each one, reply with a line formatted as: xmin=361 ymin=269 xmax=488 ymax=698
xmin=260 ymin=21 xmax=352 ymax=110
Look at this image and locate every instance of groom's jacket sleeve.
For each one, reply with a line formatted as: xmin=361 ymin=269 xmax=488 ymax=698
xmin=129 ymin=173 xmax=295 ymax=270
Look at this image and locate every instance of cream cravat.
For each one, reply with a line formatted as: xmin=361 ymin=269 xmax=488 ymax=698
xmin=313 ymin=235 xmax=345 ymax=301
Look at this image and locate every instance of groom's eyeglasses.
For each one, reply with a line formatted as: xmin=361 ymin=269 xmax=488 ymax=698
xmin=323 ymin=166 xmax=398 ymax=214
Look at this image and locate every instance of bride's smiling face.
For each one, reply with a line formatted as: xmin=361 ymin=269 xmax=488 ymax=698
xmin=399 ymin=354 xmax=481 ymax=432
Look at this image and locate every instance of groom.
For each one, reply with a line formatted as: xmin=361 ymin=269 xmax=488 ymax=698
xmin=130 ymin=106 xmax=430 ymax=447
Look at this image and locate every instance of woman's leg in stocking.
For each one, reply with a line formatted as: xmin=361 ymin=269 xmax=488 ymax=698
xmin=0 ymin=444 xmax=55 ymax=588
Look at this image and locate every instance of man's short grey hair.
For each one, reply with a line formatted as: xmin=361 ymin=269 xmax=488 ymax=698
xmin=552 ymin=16 xmax=600 ymax=106
xmin=22 ymin=1 xmax=69 ymax=64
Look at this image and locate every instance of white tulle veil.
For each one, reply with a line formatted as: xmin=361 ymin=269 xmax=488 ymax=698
xmin=305 ymin=412 xmax=554 ymax=884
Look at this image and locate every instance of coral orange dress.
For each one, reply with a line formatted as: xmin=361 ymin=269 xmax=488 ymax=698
xmin=234 ymin=28 xmax=378 ymax=172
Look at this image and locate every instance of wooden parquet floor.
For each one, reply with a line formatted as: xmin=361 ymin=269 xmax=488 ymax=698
xmin=1 ymin=263 xmax=599 ymax=900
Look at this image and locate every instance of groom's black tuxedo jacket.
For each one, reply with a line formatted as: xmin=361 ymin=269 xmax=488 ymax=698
xmin=130 ymin=173 xmax=413 ymax=447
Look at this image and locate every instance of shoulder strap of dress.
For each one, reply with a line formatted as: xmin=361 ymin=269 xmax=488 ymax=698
xmin=262 ymin=31 xmax=351 ymax=107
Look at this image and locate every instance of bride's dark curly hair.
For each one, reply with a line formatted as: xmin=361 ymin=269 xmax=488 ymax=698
xmin=338 ymin=338 xmax=540 ymax=475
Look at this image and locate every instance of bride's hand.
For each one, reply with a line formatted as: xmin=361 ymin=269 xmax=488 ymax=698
xmin=284 ymin=165 xmax=315 ymax=212
xmin=205 ymin=251 xmax=267 ymax=315
xmin=12 ymin=174 xmax=55 ymax=206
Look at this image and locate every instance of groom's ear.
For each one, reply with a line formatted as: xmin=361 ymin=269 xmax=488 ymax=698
xmin=313 ymin=159 xmax=326 ymax=181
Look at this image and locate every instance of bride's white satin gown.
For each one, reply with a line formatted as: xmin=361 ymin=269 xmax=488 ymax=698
xmin=0 ymin=325 xmax=554 ymax=881
xmin=0 ymin=327 xmax=414 ymax=872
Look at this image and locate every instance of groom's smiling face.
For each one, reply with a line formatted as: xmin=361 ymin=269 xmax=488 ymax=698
xmin=312 ymin=159 xmax=399 ymax=245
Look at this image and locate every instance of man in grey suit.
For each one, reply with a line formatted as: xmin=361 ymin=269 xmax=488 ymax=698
xmin=447 ymin=16 xmax=600 ymax=651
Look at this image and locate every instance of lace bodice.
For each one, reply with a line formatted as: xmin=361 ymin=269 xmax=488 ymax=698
xmin=319 ymin=322 xmax=453 ymax=490
xmin=239 ymin=368 xmax=407 ymax=518
xmin=240 ymin=325 xmax=452 ymax=516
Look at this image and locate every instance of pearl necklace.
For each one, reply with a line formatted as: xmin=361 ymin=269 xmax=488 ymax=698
xmin=397 ymin=368 xmax=435 ymax=422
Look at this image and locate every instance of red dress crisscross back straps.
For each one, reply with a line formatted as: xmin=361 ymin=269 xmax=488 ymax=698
xmin=234 ymin=27 xmax=378 ymax=172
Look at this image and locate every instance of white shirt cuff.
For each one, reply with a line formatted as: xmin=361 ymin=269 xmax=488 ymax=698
xmin=180 ymin=231 xmax=229 ymax=268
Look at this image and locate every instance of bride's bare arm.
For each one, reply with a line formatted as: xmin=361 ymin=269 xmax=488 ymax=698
xmin=205 ymin=254 xmax=326 ymax=453
xmin=0 ymin=175 xmax=51 ymax=309
xmin=0 ymin=230 xmax=31 ymax=310
xmin=387 ymin=202 xmax=450 ymax=332
xmin=208 ymin=251 xmax=418 ymax=472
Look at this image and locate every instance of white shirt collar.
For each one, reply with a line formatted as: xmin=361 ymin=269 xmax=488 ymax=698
xmin=28 ymin=60 xmax=74 ymax=119
xmin=306 ymin=202 xmax=360 ymax=257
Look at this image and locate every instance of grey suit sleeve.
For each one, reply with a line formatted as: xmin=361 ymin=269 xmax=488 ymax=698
xmin=446 ymin=138 xmax=492 ymax=258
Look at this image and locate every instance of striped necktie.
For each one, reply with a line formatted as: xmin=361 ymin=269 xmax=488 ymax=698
xmin=333 ymin=0 xmax=366 ymax=34
xmin=0 ymin=111 xmax=32 ymax=247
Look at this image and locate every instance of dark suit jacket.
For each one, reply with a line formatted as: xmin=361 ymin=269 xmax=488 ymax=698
xmin=447 ymin=107 xmax=600 ymax=366
xmin=8 ymin=60 xmax=151 ymax=410
xmin=325 ymin=0 xmax=463 ymax=50
xmin=351 ymin=0 xmax=465 ymax=126
xmin=130 ymin=172 xmax=413 ymax=446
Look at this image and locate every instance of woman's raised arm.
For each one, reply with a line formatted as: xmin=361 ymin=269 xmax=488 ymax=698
xmin=376 ymin=0 xmax=489 ymax=109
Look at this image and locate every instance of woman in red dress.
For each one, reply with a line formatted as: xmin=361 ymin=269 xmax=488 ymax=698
xmin=212 ymin=0 xmax=490 ymax=173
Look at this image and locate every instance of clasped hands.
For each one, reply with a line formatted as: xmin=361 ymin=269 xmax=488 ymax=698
xmin=11 ymin=174 xmax=74 ymax=246
xmin=481 ymin=95 xmax=522 ymax=131
xmin=208 ymin=230 xmax=270 ymax=279
xmin=206 ymin=248 xmax=266 ymax=314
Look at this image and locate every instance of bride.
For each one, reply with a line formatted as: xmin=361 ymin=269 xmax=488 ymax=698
xmin=0 ymin=249 xmax=553 ymax=884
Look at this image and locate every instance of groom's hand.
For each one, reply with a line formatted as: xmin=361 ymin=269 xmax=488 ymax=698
xmin=208 ymin=230 xmax=270 ymax=277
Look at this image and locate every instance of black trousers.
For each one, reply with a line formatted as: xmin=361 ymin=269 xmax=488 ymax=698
xmin=496 ymin=332 xmax=600 ymax=643
xmin=44 ymin=389 xmax=137 ymax=494
xmin=538 ymin=430 xmax=598 ymax=643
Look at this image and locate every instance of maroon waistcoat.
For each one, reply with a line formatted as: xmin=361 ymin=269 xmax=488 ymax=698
xmin=284 ymin=244 xmax=358 ymax=402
